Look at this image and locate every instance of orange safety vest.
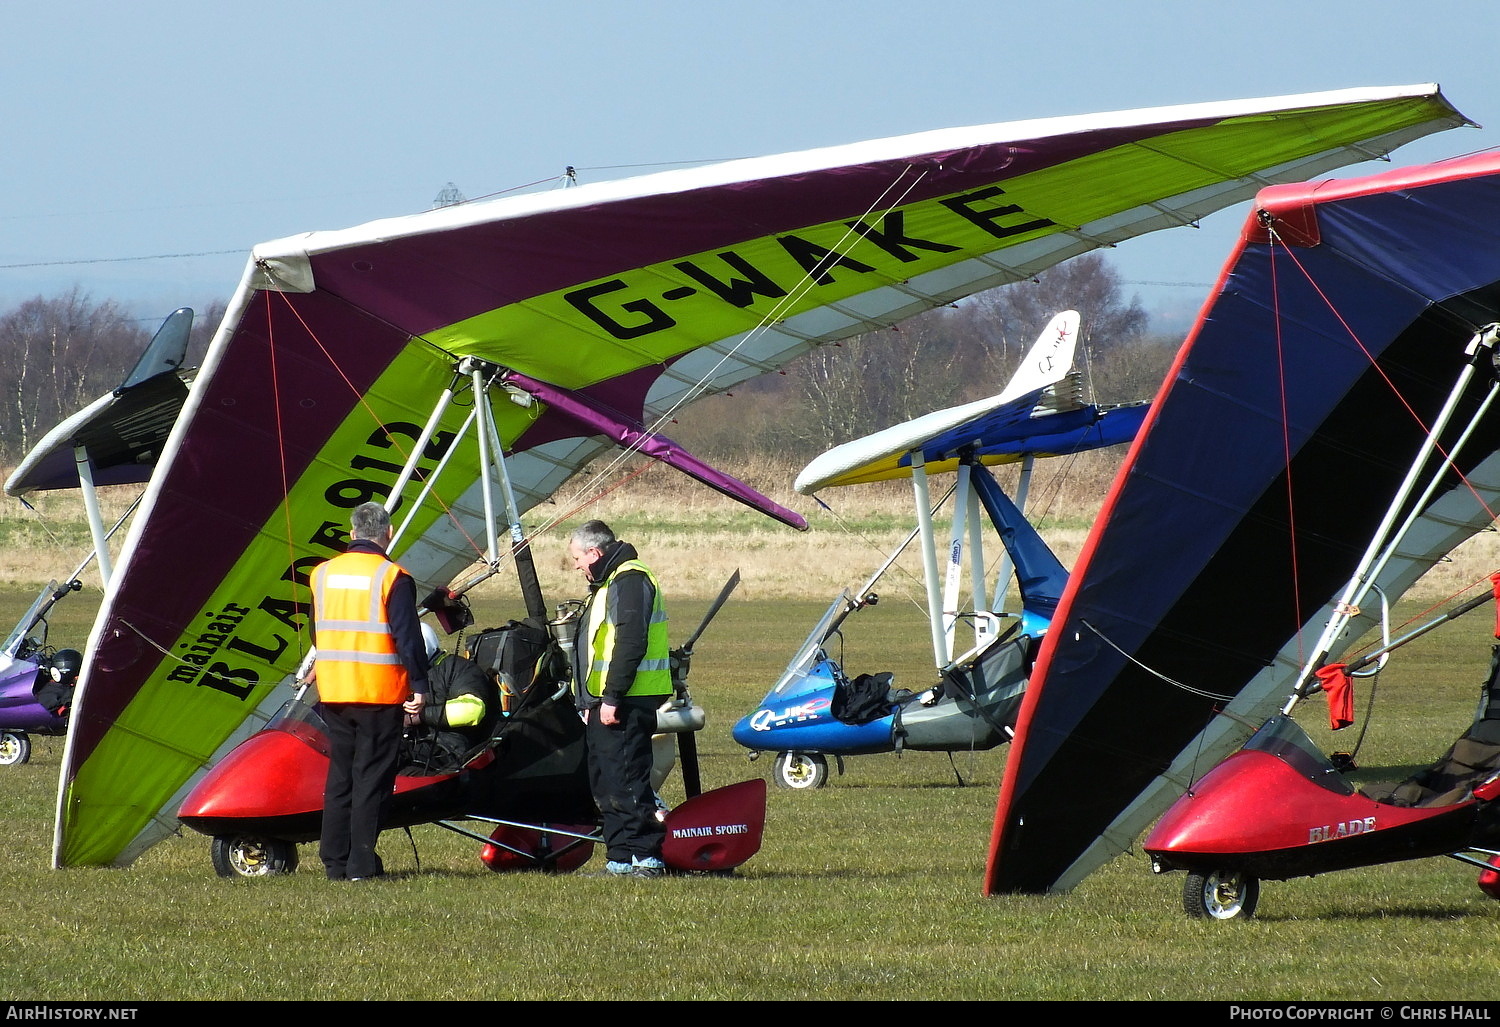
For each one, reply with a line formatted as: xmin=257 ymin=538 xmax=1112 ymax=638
xmin=312 ymin=550 xmax=412 ymax=705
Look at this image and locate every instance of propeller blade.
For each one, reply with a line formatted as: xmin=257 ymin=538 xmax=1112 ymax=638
xmin=680 ymin=569 xmax=741 ymax=654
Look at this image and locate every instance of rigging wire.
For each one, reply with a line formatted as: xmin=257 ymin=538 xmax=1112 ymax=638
xmin=523 ymin=162 xmax=935 ymax=543
xmin=289 ymin=156 xmax=940 ymax=588
xmin=1266 ymin=229 xmax=1308 ymax=681
xmin=805 ymin=481 xmax=960 ymax=621
xmin=263 ymin=290 xmax=309 ymax=663
xmin=260 ymin=283 xmax=640 ymax=587
xmin=264 ymin=290 xmax=490 ymax=569
xmin=258 ymin=159 xmax=939 ymax=569
xmin=0 ymin=249 xmax=242 ymax=270
xmin=1079 ymin=618 xmax=1240 ymax=705
xmin=1260 ymin=218 xmax=1500 ymax=721
xmin=1268 ymin=225 xmax=1500 ymax=530
xmin=257 ymin=284 xmax=691 ymax=591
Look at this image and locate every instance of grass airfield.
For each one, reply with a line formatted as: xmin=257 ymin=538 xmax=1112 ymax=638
xmin=2 ymin=581 xmax=1498 ymax=1002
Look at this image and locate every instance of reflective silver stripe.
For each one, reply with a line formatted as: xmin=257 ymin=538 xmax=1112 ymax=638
xmin=583 ymin=581 xmax=610 ymax=688
xmin=313 ymin=557 xmax=398 ymax=637
xmin=318 ymin=649 xmax=404 ymax=665
xmin=317 ymin=618 xmax=394 ymax=633
xmin=322 ymin=573 xmax=374 ymax=590
xmin=366 ymin=561 xmax=393 ymax=621
xmin=583 ymin=558 xmax=671 ymax=696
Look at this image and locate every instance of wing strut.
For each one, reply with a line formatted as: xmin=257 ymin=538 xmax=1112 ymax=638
xmin=991 ymin=453 xmax=1036 ymax=613
xmin=73 ymin=445 xmax=114 ymax=587
xmin=373 ymin=360 xmax=549 ymax=620
xmin=467 ymin=359 xmax=548 ymax=620
xmin=1287 ymin=323 xmax=1500 ymax=713
xmin=910 ymin=452 xmax=949 ymax=668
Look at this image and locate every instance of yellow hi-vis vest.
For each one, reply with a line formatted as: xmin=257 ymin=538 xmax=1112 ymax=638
xmin=312 ymin=550 xmax=412 ymax=705
xmin=581 ymin=559 xmax=672 ymax=700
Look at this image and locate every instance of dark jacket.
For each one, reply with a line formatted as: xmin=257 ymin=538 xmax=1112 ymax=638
xmin=573 ymin=540 xmax=656 ymax=708
xmin=401 ymin=650 xmax=497 ymax=773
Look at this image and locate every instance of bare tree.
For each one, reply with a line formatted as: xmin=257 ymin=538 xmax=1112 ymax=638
xmin=957 ymin=252 xmax=1149 ymax=353
xmin=760 ymin=305 xmax=990 ymax=457
xmin=0 ymin=291 xmax=149 ymax=461
xmin=672 ymin=253 xmax=1165 ymax=467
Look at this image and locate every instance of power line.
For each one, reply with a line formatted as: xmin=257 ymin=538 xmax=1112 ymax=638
xmin=0 ymin=249 xmax=243 ymax=270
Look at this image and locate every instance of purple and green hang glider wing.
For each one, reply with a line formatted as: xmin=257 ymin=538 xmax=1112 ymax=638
xmin=987 ymin=150 xmax=1500 ymax=896
xmin=56 ymin=85 xmax=1472 ymax=867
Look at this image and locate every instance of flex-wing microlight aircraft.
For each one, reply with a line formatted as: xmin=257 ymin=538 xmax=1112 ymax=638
xmin=176 ymin=561 xmax=761 ymax=878
xmin=732 ymin=311 xmax=1146 ymax=787
xmin=986 ymin=151 xmax=1500 ymax=915
xmin=0 ymin=309 xmax=196 ymax=765
xmin=53 ymin=85 xmax=1472 ymax=870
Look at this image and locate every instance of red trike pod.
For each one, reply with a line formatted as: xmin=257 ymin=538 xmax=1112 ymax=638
xmin=1478 ymin=854 xmax=1500 ymax=900
xmin=661 ymin=779 xmax=767 ymax=872
xmin=481 ymin=823 xmax=595 ymax=873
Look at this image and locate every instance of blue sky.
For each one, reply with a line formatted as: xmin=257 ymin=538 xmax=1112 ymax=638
xmin=3 ymin=0 xmax=1497 ymax=331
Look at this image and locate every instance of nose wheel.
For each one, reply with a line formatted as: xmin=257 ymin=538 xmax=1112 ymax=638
xmin=1183 ymin=869 xmax=1259 ymax=920
xmin=211 ymin=835 xmax=300 ymax=878
xmin=773 ymin=751 xmax=828 ymax=790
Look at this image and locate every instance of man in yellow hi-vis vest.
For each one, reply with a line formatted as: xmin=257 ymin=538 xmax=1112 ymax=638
xmin=568 ymin=519 xmax=671 ymax=877
xmin=312 ymin=502 xmax=429 ymax=881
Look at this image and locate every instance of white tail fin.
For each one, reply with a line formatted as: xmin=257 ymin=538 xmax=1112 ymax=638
xmin=994 ymin=310 xmax=1079 ymax=405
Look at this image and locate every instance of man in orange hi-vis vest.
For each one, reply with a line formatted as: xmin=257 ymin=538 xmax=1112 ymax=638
xmin=312 ymin=502 xmax=429 ymax=881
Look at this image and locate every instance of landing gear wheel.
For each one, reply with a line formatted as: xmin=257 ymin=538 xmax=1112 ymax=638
xmin=1184 ymin=869 xmax=1259 ymax=920
xmin=211 ymin=835 xmax=300 ymax=878
xmin=0 ymin=731 xmax=30 ymax=766
xmin=773 ymin=751 xmax=828 ymax=790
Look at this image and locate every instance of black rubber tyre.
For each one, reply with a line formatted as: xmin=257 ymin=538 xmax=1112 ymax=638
xmin=1183 ymin=869 xmax=1259 ymax=920
xmin=211 ymin=835 xmax=300 ymax=878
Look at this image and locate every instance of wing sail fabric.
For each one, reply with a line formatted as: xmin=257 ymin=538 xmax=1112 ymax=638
xmin=987 ymin=151 xmax=1500 ymax=895
xmin=972 ymin=469 xmax=1068 ymax=619
xmin=56 ymin=85 xmax=1471 ymax=867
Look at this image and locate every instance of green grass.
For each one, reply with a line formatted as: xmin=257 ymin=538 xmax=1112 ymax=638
xmin=2 ymin=588 xmax=1497 ymax=1000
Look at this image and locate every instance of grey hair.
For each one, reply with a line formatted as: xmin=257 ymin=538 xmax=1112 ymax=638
xmin=350 ymin=502 xmax=392 ymax=542
xmin=569 ymin=519 xmax=615 ymax=552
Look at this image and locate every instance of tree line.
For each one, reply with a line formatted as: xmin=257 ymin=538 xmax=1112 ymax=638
xmin=0 ymin=256 xmax=1180 ymax=469
xmin=670 ymin=253 xmax=1179 ymax=468
xmin=0 ymin=290 xmax=222 ymax=462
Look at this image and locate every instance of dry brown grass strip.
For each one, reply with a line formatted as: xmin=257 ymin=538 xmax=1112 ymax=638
xmin=4 ymin=455 xmax=1494 ymax=603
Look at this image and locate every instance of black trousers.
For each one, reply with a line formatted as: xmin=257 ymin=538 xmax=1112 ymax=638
xmin=585 ymin=699 xmax=666 ymax=863
xmin=321 ymin=702 xmax=404 ymax=879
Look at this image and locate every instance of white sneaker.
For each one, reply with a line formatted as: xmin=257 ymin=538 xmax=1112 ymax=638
xmin=631 ymin=856 xmax=666 ymax=878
